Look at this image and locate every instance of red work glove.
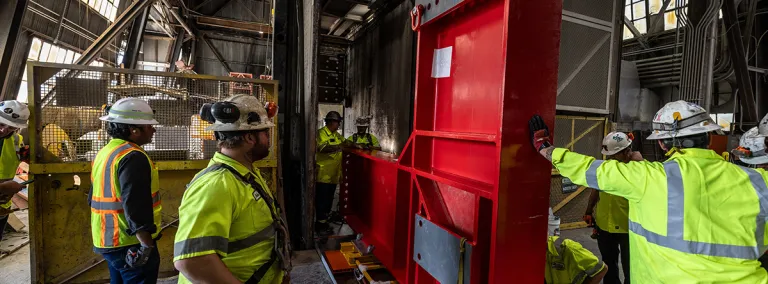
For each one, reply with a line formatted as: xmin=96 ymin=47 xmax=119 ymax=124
xmin=18 ymin=145 xmax=30 ymax=163
xmin=528 ymin=115 xmax=553 ymax=151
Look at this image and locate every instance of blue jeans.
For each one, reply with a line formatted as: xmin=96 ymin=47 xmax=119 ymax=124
xmin=101 ymin=245 xmax=160 ymax=284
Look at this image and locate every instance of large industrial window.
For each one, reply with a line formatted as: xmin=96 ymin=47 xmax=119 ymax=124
xmin=18 ymin=38 xmax=105 ymax=103
xmin=81 ymin=0 xmax=121 ymax=22
xmin=624 ymin=0 xmax=691 ymax=39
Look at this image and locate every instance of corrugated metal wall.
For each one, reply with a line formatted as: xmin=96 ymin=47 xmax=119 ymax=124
xmin=344 ymin=1 xmax=414 ymax=154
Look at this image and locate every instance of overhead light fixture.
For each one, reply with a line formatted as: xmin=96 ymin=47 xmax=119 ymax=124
xmin=259 ymin=31 xmax=264 ymax=34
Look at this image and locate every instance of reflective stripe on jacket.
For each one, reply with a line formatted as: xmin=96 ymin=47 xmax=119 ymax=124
xmin=594 ymin=191 xmax=629 ymax=233
xmin=90 ymin=139 xmax=161 ymax=248
xmin=553 ymin=147 xmax=768 ymax=283
xmin=0 ymin=134 xmax=21 ymax=210
xmin=346 ymin=133 xmax=380 ymax=148
xmin=545 ymin=236 xmax=604 ymax=284
xmin=174 ymin=152 xmax=282 ymax=284
xmin=316 ymin=126 xmax=344 ymax=184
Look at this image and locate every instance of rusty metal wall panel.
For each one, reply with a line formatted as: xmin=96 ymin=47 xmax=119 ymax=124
xmin=344 ymin=1 xmax=414 ymax=154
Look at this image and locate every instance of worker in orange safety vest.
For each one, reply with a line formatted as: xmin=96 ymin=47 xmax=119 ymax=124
xmin=90 ymin=98 xmax=162 ymax=284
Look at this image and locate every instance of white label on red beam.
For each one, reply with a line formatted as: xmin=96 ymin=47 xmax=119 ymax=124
xmin=432 ymin=46 xmax=453 ymax=78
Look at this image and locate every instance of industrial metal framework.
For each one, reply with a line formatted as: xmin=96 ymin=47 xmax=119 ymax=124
xmin=25 ymin=62 xmax=280 ymax=283
xmin=339 ymin=0 xmax=563 ymax=282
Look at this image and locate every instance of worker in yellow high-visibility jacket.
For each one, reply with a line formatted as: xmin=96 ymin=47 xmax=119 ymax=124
xmin=346 ymin=116 xmax=381 ymax=151
xmin=732 ymin=126 xmax=768 ymax=271
xmin=546 ymin=208 xmax=607 ymax=284
xmin=90 ymin=98 xmax=162 ymax=283
xmin=315 ymin=111 xmax=344 ymax=234
xmin=174 ymin=95 xmax=291 ymax=284
xmin=0 ymin=100 xmax=29 ymax=241
xmin=583 ymin=131 xmax=639 ymax=284
xmin=530 ymin=100 xmax=768 ymax=283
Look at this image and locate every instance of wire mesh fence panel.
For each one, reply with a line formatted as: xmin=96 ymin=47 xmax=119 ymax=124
xmin=29 ymin=63 xmax=278 ymax=163
xmin=550 ymin=116 xmax=607 ymax=227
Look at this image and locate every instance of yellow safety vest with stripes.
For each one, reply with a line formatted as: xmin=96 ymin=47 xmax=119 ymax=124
xmin=553 ymin=147 xmax=768 ymax=283
xmin=0 ymin=134 xmax=22 ymax=210
xmin=594 ymin=191 xmax=629 ymax=233
xmin=174 ymin=152 xmax=282 ymax=284
xmin=316 ymin=126 xmax=344 ymax=184
xmin=545 ymin=236 xmax=605 ymax=284
xmin=90 ymin=139 xmax=162 ymax=248
xmin=346 ymin=133 xmax=380 ymax=148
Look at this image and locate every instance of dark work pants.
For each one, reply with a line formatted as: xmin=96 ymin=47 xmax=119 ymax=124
xmin=315 ymin=182 xmax=337 ymax=224
xmin=596 ymin=227 xmax=630 ymax=284
xmin=101 ymin=245 xmax=160 ymax=284
xmin=0 ymin=215 xmax=7 ymax=241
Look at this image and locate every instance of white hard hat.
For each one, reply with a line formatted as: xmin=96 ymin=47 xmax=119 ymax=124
xmin=99 ymin=98 xmax=159 ymax=125
xmin=355 ymin=116 xmax=371 ymax=127
xmin=601 ymin=131 xmax=633 ymax=155
xmin=0 ymin=100 xmax=29 ymax=129
xmin=201 ymin=95 xmax=275 ymax=132
xmin=758 ymin=114 xmax=768 ymax=137
xmin=734 ymin=127 xmax=768 ymax=165
xmin=646 ymin=100 xmax=721 ymax=140
xmin=548 ymin=207 xmax=560 ymax=236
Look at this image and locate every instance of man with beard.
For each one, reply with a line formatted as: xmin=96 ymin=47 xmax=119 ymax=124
xmin=174 ymin=95 xmax=291 ymax=284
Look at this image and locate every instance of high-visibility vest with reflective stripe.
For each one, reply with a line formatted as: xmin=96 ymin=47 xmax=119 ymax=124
xmin=552 ymin=147 xmax=768 ymax=283
xmin=594 ymin=191 xmax=629 ymax=233
xmin=545 ymin=236 xmax=604 ymax=284
xmin=316 ymin=126 xmax=344 ymax=184
xmin=346 ymin=133 xmax=380 ymax=148
xmin=90 ymin=139 xmax=161 ymax=248
xmin=0 ymin=134 xmax=22 ymax=210
xmin=174 ymin=152 xmax=281 ymax=284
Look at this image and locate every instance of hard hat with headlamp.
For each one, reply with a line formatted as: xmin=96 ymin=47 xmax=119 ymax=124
xmin=0 ymin=100 xmax=29 ymax=129
xmin=646 ymin=100 xmax=721 ymax=141
xmin=198 ymin=95 xmax=276 ymax=138
xmin=733 ymin=127 xmax=768 ymax=165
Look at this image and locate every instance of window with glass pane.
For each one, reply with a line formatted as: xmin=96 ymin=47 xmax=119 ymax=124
xmin=17 ymin=37 xmax=98 ymax=101
xmin=81 ymin=0 xmax=119 ymax=21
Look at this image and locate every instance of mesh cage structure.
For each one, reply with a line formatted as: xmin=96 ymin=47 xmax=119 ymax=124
xmin=557 ymin=0 xmax=617 ymax=114
xmin=550 ymin=116 xmax=608 ymax=226
xmin=27 ymin=62 xmax=278 ymax=164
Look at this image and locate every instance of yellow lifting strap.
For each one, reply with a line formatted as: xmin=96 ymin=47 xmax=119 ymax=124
xmin=458 ymin=237 xmax=467 ymax=284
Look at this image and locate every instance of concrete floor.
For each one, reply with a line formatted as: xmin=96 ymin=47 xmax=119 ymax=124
xmin=0 ymin=221 xmax=617 ymax=283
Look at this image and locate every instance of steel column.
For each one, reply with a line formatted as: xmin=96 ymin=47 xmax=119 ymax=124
xmin=168 ymin=28 xmax=185 ymax=72
xmin=160 ymin=0 xmax=195 ymax=37
xmin=624 ymin=16 xmax=649 ymax=49
xmin=723 ymin=0 xmax=758 ymax=122
xmin=53 ymin=0 xmax=72 ymax=43
xmin=201 ymin=34 xmax=233 ymax=73
xmin=0 ymin=0 xmax=28 ymax=98
xmin=122 ymin=6 xmax=151 ymax=69
xmin=75 ymin=0 xmax=157 ymax=66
